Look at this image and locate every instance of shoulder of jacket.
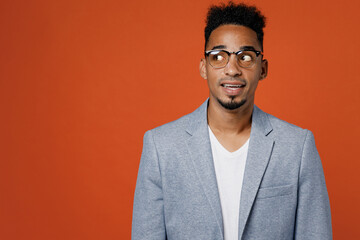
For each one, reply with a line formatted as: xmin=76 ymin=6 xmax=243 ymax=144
xmin=264 ymin=111 xmax=310 ymax=140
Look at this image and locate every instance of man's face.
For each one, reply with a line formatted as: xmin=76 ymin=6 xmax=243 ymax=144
xmin=200 ymin=24 xmax=268 ymax=111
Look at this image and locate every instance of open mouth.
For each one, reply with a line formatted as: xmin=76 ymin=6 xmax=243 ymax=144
xmin=221 ymin=83 xmax=245 ymax=88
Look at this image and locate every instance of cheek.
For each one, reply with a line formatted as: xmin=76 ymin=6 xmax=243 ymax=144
xmin=249 ymin=68 xmax=263 ymax=83
xmin=206 ymin=71 xmax=220 ymax=85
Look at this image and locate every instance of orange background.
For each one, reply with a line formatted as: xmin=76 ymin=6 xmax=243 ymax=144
xmin=1 ymin=0 xmax=359 ymax=239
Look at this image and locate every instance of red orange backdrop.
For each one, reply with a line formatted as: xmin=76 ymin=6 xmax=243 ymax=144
xmin=1 ymin=0 xmax=359 ymax=239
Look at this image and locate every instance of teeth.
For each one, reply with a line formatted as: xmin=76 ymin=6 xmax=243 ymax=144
xmin=223 ymin=84 xmax=243 ymax=88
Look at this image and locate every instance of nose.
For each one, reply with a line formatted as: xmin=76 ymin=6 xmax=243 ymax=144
xmin=224 ymin=54 xmax=242 ymax=77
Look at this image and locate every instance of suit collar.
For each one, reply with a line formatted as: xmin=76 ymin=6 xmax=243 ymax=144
xmin=252 ymin=105 xmax=273 ymax=136
xmin=185 ymin=100 xmax=273 ymax=137
xmin=185 ymin=99 xmax=208 ymax=136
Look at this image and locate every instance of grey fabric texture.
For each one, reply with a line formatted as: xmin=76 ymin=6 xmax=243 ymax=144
xmin=132 ymin=100 xmax=332 ymax=240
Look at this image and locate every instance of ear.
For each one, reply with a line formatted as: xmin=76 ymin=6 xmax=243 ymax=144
xmin=199 ymin=58 xmax=207 ymax=79
xmin=260 ymin=59 xmax=268 ymax=80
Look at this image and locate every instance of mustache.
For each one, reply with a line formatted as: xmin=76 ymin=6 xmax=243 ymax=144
xmin=219 ymin=77 xmax=246 ymax=84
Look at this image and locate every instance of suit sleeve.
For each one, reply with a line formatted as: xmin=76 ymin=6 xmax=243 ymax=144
xmin=294 ymin=130 xmax=332 ymax=239
xmin=132 ymin=130 xmax=166 ymax=240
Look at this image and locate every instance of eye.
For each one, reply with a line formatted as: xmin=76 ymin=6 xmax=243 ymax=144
xmin=214 ymin=55 xmax=224 ymax=61
xmin=236 ymin=51 xmax=257 ymax=68
xmin=240 ymin=54 xmax=253 ymax=62
xmin=210 ymin=52 xmax=225 ymax=62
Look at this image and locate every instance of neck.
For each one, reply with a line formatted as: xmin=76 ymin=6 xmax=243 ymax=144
xmin=207 ymin=98 xmax=253 ymax=134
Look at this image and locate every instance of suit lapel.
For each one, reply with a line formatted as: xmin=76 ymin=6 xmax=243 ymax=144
xmin=238 ymin=106 xmax=274 ymax=239
xmin=185 ymin=100 xmax=224 ymax=239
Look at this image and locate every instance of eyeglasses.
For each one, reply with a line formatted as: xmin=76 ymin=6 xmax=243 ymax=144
xmin=204 ymin=49 xmax=262 ymax=69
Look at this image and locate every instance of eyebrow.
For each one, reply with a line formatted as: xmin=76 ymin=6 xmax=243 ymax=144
xmin=240 ymin=46 xmax=257 ymax=51
xmin=210 ymin=45 xmax=259 ymax=51
xmin=211 ymin=45 xmax=226 ymax=50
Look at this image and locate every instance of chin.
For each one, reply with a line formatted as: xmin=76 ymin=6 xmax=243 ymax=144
xmin=217 ymin=97 xmax=246 ymax=110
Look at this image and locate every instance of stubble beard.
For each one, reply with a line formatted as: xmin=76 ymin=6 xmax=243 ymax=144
xmin=217 ymin=96 xmax=246 ymax=110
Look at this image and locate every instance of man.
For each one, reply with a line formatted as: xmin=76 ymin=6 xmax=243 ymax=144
xmin=132 ymin=2 xmax=332 ymax=240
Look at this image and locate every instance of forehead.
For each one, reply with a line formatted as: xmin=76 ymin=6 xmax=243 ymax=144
xmin=206 ymin=24 xmax=260 ymax=50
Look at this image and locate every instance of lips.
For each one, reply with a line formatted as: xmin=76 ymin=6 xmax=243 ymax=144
xmin=222 ymin=83 xmax=244 ymax=88
xmin=220 ymin=81 xmax=246 ymax=96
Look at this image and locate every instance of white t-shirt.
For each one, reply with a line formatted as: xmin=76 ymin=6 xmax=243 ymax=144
xmin=208 ymin=126 xmax=249 ymax=240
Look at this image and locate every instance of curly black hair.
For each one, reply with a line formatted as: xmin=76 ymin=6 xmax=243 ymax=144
xmin=204 ymin=1 xmax=266 ymax=51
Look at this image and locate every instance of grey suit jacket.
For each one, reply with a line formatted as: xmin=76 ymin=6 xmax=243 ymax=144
xmin=132 ymin=100 xmax=332 ymax=240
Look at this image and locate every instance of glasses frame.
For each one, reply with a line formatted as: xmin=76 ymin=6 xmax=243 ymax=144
xmin=204 ymin=49 xmax=263 ymax=69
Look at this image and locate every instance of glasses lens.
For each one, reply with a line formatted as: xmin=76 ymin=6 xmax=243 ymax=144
xmin=237 ymin=51 xmax=257 ymax=68
xmin=208 ymin=51 xmax=228 ymax=68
